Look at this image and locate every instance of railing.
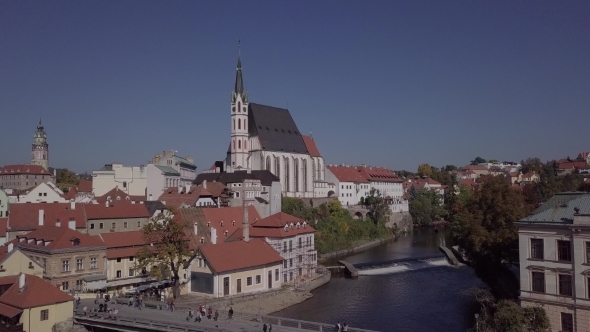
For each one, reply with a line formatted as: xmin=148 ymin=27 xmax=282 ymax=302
xmin=75 ymin=314 xmax=215 ymax=332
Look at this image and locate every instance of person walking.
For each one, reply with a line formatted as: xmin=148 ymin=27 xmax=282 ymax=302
xmin=269 ymin=323 xmax=273 ymax=332
xmin=95 ymin=293 xmax=99 ymax=304
xmin=207 ymin=306 xmax=212 ymax=320
xmin=214 ymin=309 xmax=219 ymax=321
xmin=128 ymin=296 xmax=133 ymax=307
xmin=263 ymin=323 xmax=268 ymax=332
xmin=335 ymin=322 xmax=342 ymax=332
xmin=186 ymin=309 xmax=194 ymax=321
xmin=228 ymin=307 xmax=234 ymax=319
xmin=195 ymin=310 xmax=202 ymax=322
xmin=342 ymin=323 xmax=348 ymax=332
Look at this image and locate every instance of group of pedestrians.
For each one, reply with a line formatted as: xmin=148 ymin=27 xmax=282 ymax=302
xmin=262 ymin=322 xmax=273 ymax=331
xmin=128 ymin=294 xmax=143 ymax=309
xmin=186 ymin=305 xmax=220 ymax=322
xmin=335 ymin=322 xmax=349 ymax=331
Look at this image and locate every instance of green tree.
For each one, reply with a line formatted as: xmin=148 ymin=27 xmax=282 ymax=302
xmin=134 ymin=209 xmax=197 ymax=299
xmin=470 ymin=157 xmax=487 ymax=165
xmin=409 ymin=189 xmax=446 ymax=226
xmin=520 ymin=158 xmax=544 ymax=175
xmin=417 ymin=163 xmax=433 ymax=177
xmin=364 ymin=188 xmax=389 ymax=224
xmin=55 ymin=168 xmax=79 ymax=192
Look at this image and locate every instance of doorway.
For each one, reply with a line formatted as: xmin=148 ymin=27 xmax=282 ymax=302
xmin=268 ymin=270 xmax=272 ymax=289
xmin=223 ymin=277 xmax=229 ymax=296
xmin=237 ymin=278 xmax=242 ymax=293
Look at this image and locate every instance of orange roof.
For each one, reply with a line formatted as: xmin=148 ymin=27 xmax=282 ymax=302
xmin=0 ymin=302 xmax=21 ymax=318
xmin=159 ymin=183 xmax=226 ymax=208
xmin=0 ymin=218 xmax=7 ymax=237
xmin=0 ymin=246 xmax=8 ymax=262
xmin=14 ymin=226 xmax=105 ymax=251
xmin=558 ymin=161 xmax=587 ymax=169
xmin=100 ymin=230 xmax=146 ymax=248
xmin=355 ymin=166 xmax=402 ymax=183
xmin=326 ymin=165 xmax=368 ymax=183
xmin=106 ymin=247 xmax=141 ymax=259
xmin=0 ymin=273 xmax=73 ymax=309
xmin=302 ymin=135 xmax=322 ymax=157
xmin=78 ymin=180 xmax=92 ymax=192
xmin=95 ymin=187 xmax=145 ymax=203
xmin=459 ymin=178 xmax=478 ymax=189
xmin=8 ymin=203 xmax=87 ymax=231
xmin=463 ymin=165 xmax=488 ymax=171
xmin=199 ymin=239 xmax=283 ymax=273
xmin=84 ymin=203 xmax=150 ymax=220
xmin=0 ymin=165 xmax=50 ymax=175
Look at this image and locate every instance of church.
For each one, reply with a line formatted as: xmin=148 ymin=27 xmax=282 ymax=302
xmin=224 ymin=56 xmax=326 ymax=198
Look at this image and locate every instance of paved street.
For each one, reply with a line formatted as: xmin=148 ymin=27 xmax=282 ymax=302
xmin=77 ymin=298 xmax=324 ymax=332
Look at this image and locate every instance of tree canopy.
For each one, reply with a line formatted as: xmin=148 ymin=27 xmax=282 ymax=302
xmin=470 ymin=157 xmax=487 ymax=165
xmin=417 ymin=163 xmax=433 ymax=177
xmin=408 ymin=189 xmax=447 ymax=226
xmin=134 ymin=209 xmax=197 ymax=298
xmin=55 ymin=168 xmax=79 ymax=192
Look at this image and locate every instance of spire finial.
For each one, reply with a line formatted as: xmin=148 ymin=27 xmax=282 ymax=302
xmin=238 ymin=39 xmax=241 ymax=56
xmin=234 ymin=41 xmax=244 ymax=94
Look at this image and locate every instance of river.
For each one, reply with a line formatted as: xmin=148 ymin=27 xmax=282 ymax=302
xmin=273 ymin=227 xmax=485 ymax=332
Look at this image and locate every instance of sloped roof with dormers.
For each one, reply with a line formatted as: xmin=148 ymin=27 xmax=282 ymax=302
xmin=518 ymin=192 xmax=590 ymax=224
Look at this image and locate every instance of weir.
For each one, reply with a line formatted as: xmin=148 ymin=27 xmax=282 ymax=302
xmin=352 ymin=254 xmax=453 ymax=276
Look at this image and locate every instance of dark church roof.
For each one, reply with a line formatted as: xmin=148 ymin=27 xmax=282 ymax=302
xmin=248 ymin=103 xmax=309 ymax=154
xmin=194 ymin=170 xmax=279 ymax=186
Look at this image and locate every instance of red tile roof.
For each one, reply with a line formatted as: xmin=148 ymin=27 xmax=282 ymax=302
xmin=106 ymin=247 xmax=142 ymax=259
xmin=403 ymin=177 xmax=441 ymax=191
xmin=0 ymin=302 xmax=21 ymax=318
xmin=199 ymin=238 xmax=283 ymax=273
xmin=326 ymin=166 xmax=368 ymax=183
xmin=355 ymin=166 xmax=402 ymax=183
xmin=302 ymin=135 xmax=322 ymax=157
xmin=0 ymin=218 xmax=7 ymax=237
xmin=0 ymin=273 xmax=74 ymax=309
xmin=0 ymin=165 xmax=50 ymax=175
xmin=158 ymin=183 xmax=226 ymax=208
xmin=8 ymin=203 xmax=87 ymax=231
xmin=459 ymin=178 xmax=478 ymax=189
xmin=99 ymin=230 xmax=146 ymax=248
xmin=14 ymin=226 xmax=105 ymax=251
xmin=84 ymin=203 xmax=150 ymax=220
xmin=78 ymin=180 xmax=92 ymax=193
xmin=95 ymin=187 xmax=145 ymax=203
xmin=0 ymin=246 xmax=8 ymax=263
xmin=200 ymin=206 xmax=261 ymax=241
xmin=463 ymin=165 xmax=488 ymax=171
xmin=558 ymin=161 xmax=587 ymax=169
xmin=233 ymin=212 xmax=316 ymax=239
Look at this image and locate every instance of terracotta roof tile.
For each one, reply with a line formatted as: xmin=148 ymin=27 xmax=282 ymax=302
xmin=355 ymin=166 xmax=402 ymax=183
xmin=326 ymin=166 xmax=368 ymax=183
xmin=463 ymin=165 xmax=488 ymax=171
xmin=99 ymin=230 xmax=146 ymax=248
xmin=159 ymin=183 xmax=226 ymax=208
xmin=199 ymin=238 xmax=283 ymax=273
xmin=302 ymin=135 xmax=322 ymax=157
xmin=0 ymin=218 xmax=7 ymax=237
xmin=106 ymin=247 xmax=141 ymax=259
xmin=78 ymin=180 xmax=93 ymax=193
xmin=8 ymin=203 xmax=87 ymax=231
xmin=84 ymin=203 xmax=150 ymax=220
xmin=199 ymin=206 xmax=261 ymax=242
xmin=0 ymin=273 xmax=73 ymax=309
xmin=14 ymin=226 xmax=105 ymax=251
xmin=558 ymin=161 xmax=587 ymax=169
xmin=95 ymin=187 xmax=145 ymax=203
xmin=0 ymin=302 xmax=21 ymax=318
xmin=0 ymin=165 xmax=51 ymax=175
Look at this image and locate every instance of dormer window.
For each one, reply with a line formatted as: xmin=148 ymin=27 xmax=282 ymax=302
xmin=207 ymin=222 xmax=210 ymax=227
xmin=116 ymin=196 xmax=121 ymax=201
xmin=220 ymin=221 xmax=223 ymax=227
xmin=71 ymin=238 xmax=80 ymax=246
xmin=232 ymin=220 xmax=235 ymax=226
xmin=200 ymin=237 xmax=204 ymax=243
xmin=224 ymin=230 xmax=228 ymax=237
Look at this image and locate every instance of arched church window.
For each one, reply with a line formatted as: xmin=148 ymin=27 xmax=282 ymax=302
xmin=232 ymin=140 xmax=235 ymax=151
xmin=244 ymin=119 xmax=247 ymax=129
xmin=294 ymin=158 xmax=299 ymax=193
xmin=244 ymin=139 xmax=247 ymax=150
xmin=238 ymin=102 xmax=241 ymax=112
xmin=238 ymin=119 xmax=241 ymax=130
xmin=316 ymin=160 xmax=321 ymax=180
xmin=238 ymin=140 xmax=241 ymax=149
xmin=266 ymin=156 xmax=271 ymax=172
xmin=274 ymin=156 xmax=280 ymax=178
xmin=303 ymin=159 xmax=308 ymax=192
xmin=233 ymin=119 xmax=235 ymax=130
xmin=284 ymin=158 xmax=290 ymax=193
xmin=232 ymin=107 xmax=235 ymax=113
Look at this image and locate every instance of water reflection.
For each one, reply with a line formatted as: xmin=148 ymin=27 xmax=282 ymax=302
xmin=273 ymin=227 xmax=483 ymax=332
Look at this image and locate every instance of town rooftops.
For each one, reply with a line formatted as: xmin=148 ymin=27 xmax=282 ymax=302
xmin=144 ymin=201 xmax=167 ymax=216
xmin=355 ymin=166 xmax=402 ymax=183
xmin=199 ymin=238 xmax=283 ymax=274
xmin=0 ymin=165 xmax=51 ymax=175
xmin=14 ymin=226 xmax=105 ymax=251
xmin=84 ymin=203 xmax=150 ymax=220
xmin=0 ymin=218 xmax=7 ymax=237
xmin=326 ymin=165 xmax=368 ymax=183
xmin=248 ymin=212 xmax=315 ymax=238
xmin=0 ymin=273 xmax=73 ymax=313
xmin=518 ymin=192 xmax=590 ymax=225
xmin=99 ymin=230 xmax=146 ymax=248
xmin=462 ymin=165 xmax=488 ymax=171
xmin=154 ymin=165 xmax=181 ymax=176
xmin=158 ymin=183 xmax=226 ymax=209
xmin=95 ymin=187 xmax=145 ymax=203
xmin=302 ymin=135 xmax=322 ymax=157
xmin=8 ymin=203 xmax=87 ymax=231
xmin=194 ymin=170 xmax=279 ymax=187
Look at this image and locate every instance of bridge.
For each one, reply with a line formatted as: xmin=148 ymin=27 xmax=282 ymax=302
xmin=74 ymin=298 xmax=380 ymax=332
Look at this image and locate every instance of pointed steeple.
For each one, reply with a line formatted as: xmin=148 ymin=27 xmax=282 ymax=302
xmin=234 ymin=55 xmax=244 ymax=95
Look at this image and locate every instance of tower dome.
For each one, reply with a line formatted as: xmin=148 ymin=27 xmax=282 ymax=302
xmin=31 ymin=119 xmax=49 ymax=171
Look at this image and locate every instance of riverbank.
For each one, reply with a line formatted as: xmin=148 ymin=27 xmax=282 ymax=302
xmin=318 ymin=235 xmax=395 ymax=263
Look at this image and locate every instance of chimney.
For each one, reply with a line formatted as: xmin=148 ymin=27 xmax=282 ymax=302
xmin=178 ymin=184 xmax=183 ymax=194
xmin=185 ymin=184 xmax=190 ymax=194
xmin=18 ymin=274 xmax=25 ymax=291
xmin=38 ymin=209 xmax=44 ymax=226
xmin=203 ymin=180 xmax=207 ymax=189
xmin=55 ymin=221 xmax=61 ymax=227
xmin=105 ymin=201 xmax=109 ymax=208
xmin=193 ymin=224 xmax=198 ymax=235
xmin=7 ymin=243 xmax=13 ymax=253
xmin=210 ymin=227 xmax=217 ymax=245
xmin=70 ymin=201 xmax=75 ymax=210
xmin=243 ymin=201 xmax=250 ymax=242
xmin=68 ymin=220 xmax=76 ymax=230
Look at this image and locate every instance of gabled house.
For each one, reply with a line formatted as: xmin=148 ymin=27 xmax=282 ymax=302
xmin=521 ymin=172 xmax=540 ymax=184
xmin=158 ymin=182 xmax=227 ymax=210
xmin=0 ymin=244 xmax=43 ymax=278
xmin=12 ymin=182 xmax=65 ymax=204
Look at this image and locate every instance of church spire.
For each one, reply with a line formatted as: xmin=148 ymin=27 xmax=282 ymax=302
xmin=234 ymin=40 xmax=244 ymax=95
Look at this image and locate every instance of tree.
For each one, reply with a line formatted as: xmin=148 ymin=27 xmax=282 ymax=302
xmin=470 ymin=157 xmax=487 ymax=165
xmin=520 ymin=158 xmax=544 ymax=175
xmin=135 ymin=209 xmax=197 ymax=299
xmin=408 ymin=189 xmax=446 ymax=226
xmin=417 ymin=163 xmax=433 ymax=177
xmin=395 ymin=170 xmax=415 ymax=179
xmin=55 ymin=168 xmax=79 ymax=192
xmin=364 ymin=188 xmax=389 ymax=224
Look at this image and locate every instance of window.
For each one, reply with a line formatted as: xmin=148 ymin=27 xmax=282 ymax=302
xmin=283 ymin=260 xmax=287 ymax=269
xmin=117 ymin=258 xmax=121 ymax=263
xmin=76 ymin=280 xmax=83 ymax=291
xmin=531 ymin=272 xmax=545 ymax=293
xmin=558 ymin=240 xmax=571 ymax=262
xmin=559 ymin=274 xmax=572 ymax=296
xmin=129 ymin=257 xmax=134 ymax=262
xmin=275 ymin=269 xmax=279 ymax=281
xmin=256 ymin=275 xmax=261 ymax=284
xmin=90 ymin=257 xmax=97 ymax=269
xmin=116 ymin=270 xmax=122 ymax=278
xmin=129 ymin=269 xmax=135 ymax=277
xmin=289 ymin=259 xmax=293 ymax=267
xmin=123 ymin=181 xmax=127 ymax=188
xmin=299 ymin=268 xmax=302 ymax=276
xmin=246 ymin=277 xmax=252 ymax=286
xmin=298 ymin=238 xmax=302 ymax=249
xmin=561 ymin=312 xmax=573 ymax=332
xmin=137 ymin=221 xmax=141 ymax=228
xmin=124 ymin=221 xmax=128 ymax=229
xmin=99 ymin=223 xmax=104 ymax=229
xmin=40 ymin=309 xmax=49 ymax=321
xmin=90 ymin=223 xmax=95 ymax=230
xmin=283 ymin=242 xmax=287 ymax=253
xmin=61 ymin=281 xmax=69 ymax=290
xmin=298 ymin=255 xmax=302 ymax=263
xmin=290 ymin=272 xmax=293 ymax=281
xmin=530 ymin=239 xmax=544 ymax=259
xmin=62 ymin=260 xmax=70 ymax=272
xmin=76 ymin=259 xmax=83 ymax=271
xmin=111 ymin=222 xmax=116 ymax=229
xmin=586 ymin=242 xmax=590 ymax=263
xmin=283 ymin=273 xmax=287 ymax=283
xmin=289 ymin=240 xmax=292 ymax=252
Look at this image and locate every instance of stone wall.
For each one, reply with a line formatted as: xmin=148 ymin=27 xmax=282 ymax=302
xmin=52 ymin=319 xmax=89 ymax=332
xmin=385 ymin=211 xmax=412 ymax=232
xmin=301 ymin=197 xmax=337 ymax=208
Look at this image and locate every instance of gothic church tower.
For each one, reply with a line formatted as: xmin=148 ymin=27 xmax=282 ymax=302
xmin=31 ymin=119 xmax=49 ymax=171
xmin=229 ymin=55 xmax=249 ymax=169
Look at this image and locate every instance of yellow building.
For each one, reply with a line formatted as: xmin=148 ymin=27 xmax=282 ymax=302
xmin=192 ymin=238 xmax=283 ymax=298
xmin=0 ymin=244 xmax=43 ymax=278
xmin=0 ymin=273 xmax=74 ymax=332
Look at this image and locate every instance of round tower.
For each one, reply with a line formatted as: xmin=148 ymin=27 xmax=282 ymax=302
xmin=31 ymin=119 xmax=49 ymax=171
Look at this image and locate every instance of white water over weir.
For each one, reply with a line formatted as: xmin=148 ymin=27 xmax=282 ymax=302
xmin=356 ymin=256 xmax=451 ymax=276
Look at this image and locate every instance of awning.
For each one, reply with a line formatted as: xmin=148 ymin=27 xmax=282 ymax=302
xmin=85 ymin=280 xmax=107 ymax=291
xmin=0 ymin=303 xmax=22 ymax=318
xmin=83 ymin=274 xmax=107 ymax=282
xmin=106 ymin=277 xmax=152 ymax=288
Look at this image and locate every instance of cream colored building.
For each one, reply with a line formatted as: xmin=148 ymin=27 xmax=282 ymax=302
xmin=0 ymin=244 xmax=44 ymax=278
xmin=191 ymin=238 xmax=283 ymax=298
xmin=13 ymin=182 xmax=66 ymax=204
xmin=0 ymin=189 xmax=8 ymax=218
xmin=92 ymin=163 xmax=147 ymax=197
xmin=517 ymin=192 xmax=590 ymax=332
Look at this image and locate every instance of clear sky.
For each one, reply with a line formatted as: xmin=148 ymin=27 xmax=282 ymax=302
xmin=1 ymin=1 xmax=589 ymax=173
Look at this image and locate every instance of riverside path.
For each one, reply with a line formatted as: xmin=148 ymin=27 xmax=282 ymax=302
xmin=75 ymin=298 xmax=380 ymax=332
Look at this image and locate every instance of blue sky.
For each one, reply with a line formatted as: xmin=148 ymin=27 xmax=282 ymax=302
xmin=1 ymin=1 xmax=589 ymax=173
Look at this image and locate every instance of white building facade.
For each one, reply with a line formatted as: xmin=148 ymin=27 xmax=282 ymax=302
xmin=13 ymin=182 xmax=66 ymax=204
xmin=92 ymin=163 xmax=147 ymax=197
xmin=146 ymin=164 xmax=180 ymax=201
xmin=150 ymin=150 xmax=196 ymax=187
